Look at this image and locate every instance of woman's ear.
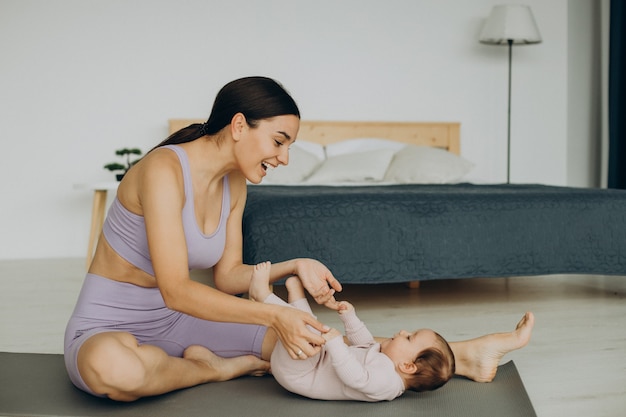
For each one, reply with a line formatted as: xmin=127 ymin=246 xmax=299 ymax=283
xmin=399 ymin=361 xmax=418 ymax=375
xmin=230 ymin=113 xmax=247 ymax=141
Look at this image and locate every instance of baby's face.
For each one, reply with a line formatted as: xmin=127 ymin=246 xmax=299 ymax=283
xmin=379 ymin=328 xmax=438 ymax=362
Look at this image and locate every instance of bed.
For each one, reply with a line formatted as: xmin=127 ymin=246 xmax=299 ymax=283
xmin=169 ymin=119 xmax=626 ymax=284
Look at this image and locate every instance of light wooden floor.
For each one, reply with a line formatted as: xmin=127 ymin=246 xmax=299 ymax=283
xmin=1 ymin=258 xmax=625 ymax=417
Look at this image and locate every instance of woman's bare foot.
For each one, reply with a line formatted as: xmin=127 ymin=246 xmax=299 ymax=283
xmin=451 ymin=312 xmax=535 ymax=382
xmin=285 ymin=276 xmax=306 ymax=303
xmin=249 ymin=261 xmax=272 ymax=302
xmin=183 ymin=345 xmax=270 ymax=380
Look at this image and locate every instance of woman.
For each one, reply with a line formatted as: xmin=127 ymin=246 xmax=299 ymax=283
xmin=64 ymin=76 xmax=533 ymax=402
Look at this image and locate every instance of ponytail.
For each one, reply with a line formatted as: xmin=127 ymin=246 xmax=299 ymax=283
xmin=153 ymin=76 xmax=299 ymax=151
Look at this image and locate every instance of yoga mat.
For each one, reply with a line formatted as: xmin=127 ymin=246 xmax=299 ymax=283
xmin=0 ymin=352 xmax=536 ymax=417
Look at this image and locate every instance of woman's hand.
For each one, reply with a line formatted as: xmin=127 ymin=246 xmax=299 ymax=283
xmin=270 ymin=304 xmax=329 ymax=359
xmin=293 ymin=259 xmax=342 ymax=308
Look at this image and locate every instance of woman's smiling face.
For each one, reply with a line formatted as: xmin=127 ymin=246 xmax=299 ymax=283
xmin=236 ymin=114 xmax=299 ymax=184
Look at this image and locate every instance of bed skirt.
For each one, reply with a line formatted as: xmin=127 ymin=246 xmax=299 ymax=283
xmin=242 ymin=184 xmax=626 ymax=284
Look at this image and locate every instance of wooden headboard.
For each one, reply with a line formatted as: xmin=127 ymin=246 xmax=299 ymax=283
xmin=168 ymin=119 xmax=460 ymax=155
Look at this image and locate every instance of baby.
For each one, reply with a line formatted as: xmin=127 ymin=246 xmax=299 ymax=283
xmin=249 ymin=261 xmax=455 ymax=402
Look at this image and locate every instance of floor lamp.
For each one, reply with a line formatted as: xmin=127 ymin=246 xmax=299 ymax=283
xmin=479 ymin=5 xmax=542 ymax=183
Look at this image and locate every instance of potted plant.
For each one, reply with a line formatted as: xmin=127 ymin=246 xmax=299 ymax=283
xmin=104 ymin=148 xmax=143 ymax=181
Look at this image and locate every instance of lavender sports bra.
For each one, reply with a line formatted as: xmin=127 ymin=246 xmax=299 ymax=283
xmin=102 ymin=145 xmax=230 ymax=276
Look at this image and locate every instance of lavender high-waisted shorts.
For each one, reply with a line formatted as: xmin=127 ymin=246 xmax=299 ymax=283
xmin=64 ymin=273 xmax=267 ymax=396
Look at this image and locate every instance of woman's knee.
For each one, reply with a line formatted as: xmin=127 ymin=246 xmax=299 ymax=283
xmin=78 ymin=332 xmax=148 ymax=398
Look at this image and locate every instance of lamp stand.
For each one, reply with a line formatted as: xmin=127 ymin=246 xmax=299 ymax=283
xmin=506 ymin=39 xmax=512 ymax=184
xmin=479 ymin=5 xmax=542 ymax=183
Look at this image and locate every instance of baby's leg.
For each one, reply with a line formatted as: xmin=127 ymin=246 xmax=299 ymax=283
xmin=285 ymin=276 xmax=305 ymax=303
xmin=259 ymin=276 xmax=315 ymax=324
xmin=248 ymin=261 xmax=273 ymax=302
xmin=285 ymin=277 xmax=314 ymax=316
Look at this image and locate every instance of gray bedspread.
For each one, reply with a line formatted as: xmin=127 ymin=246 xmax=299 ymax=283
xmin=242 ymin=184 xmax=626 ymax=283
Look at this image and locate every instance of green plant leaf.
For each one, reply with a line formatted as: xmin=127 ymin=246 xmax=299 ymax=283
xmin=103 ymin=162 xmax=126 ymax=171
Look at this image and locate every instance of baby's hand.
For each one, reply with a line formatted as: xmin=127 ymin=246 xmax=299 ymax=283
xmin=322 ymin=327 xmax=342 ymax=342
xmin=337 ymin=301 xmax=354 ymax=314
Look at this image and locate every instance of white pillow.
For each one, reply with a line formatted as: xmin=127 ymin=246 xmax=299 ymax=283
xmin=292 ymin=140 xmax=326 ymax=161
xmin=262 ymin=144 xmax=323 ymax=184
xmin=383 ymin=145 xmax=474 ymax=184
xmin=304 ymin=148 xmax=396 ymax=184
xmin=325 ymin=138 xmax=406 ymax=158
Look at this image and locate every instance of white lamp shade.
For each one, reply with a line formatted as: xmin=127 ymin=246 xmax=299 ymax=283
xmin=479 ymin=5 xmax=542 ymax=45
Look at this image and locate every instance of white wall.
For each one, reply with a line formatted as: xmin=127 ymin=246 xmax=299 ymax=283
xmin=0 ymin=0 xmax=574 ymax=260
xmin=567 ymin=0 xmax=602 ymax=187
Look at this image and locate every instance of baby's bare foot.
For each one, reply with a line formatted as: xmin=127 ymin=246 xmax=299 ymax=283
xmin=183 ymin=345 xmax=270 ymax=381
xmin=249 ymin=261 xmax=272 ymax=302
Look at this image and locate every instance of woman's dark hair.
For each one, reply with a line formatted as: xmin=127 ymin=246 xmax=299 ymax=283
xmin=155 ymin=76 xmax=300 ymax=148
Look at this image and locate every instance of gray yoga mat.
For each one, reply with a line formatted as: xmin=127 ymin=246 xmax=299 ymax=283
xmin=0 ymin=352 xmax=536 ymax=417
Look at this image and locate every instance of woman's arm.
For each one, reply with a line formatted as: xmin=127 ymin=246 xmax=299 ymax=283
xmin=211 ymin=172 xmax=290 ymax=294
xmin=140 ymin=163 xmax=326 ymax=357
xmin=212 ymin=173 xmax=342 ymax=305
xmin=138 ymin=154 xmax=254 ymax=321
